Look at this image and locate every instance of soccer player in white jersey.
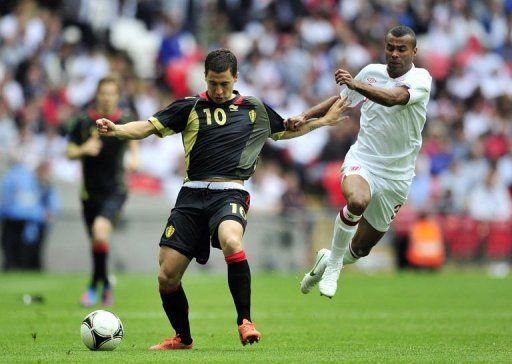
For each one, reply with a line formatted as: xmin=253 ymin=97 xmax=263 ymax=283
xmin=300 ymin=25 xmax=432 ymax=298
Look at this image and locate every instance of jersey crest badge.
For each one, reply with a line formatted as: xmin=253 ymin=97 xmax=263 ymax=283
xmin=165 ymin=225 xmax=175 ymax=238
xmin=229 ymin=105 xmax=239 ymax=111
xmin=249 ymin=109 xmax=256 ymax=123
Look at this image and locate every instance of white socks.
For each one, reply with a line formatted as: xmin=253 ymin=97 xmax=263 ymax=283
xmin=327 ymin=206 xmax=361 ymax=266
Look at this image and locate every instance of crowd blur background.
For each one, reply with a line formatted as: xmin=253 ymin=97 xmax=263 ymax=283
xmin=1 ymin=0 xmax=512 ymax=273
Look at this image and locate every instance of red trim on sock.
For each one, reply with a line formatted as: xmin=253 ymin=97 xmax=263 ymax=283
xmin=225 ymin=250 xmax=247 ymax=264
xmin=339 ymin=211 xmax=359 ymax=226
xmin=92 ymin=242 xmax=109 ymax=253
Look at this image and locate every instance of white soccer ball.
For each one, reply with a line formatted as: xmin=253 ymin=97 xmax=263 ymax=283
xmin=80 ymin=310 xmax=124 ymax=351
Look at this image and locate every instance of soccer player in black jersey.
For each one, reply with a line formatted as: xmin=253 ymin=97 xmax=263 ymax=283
xmin=97 ymin=49 xmax=348 ymax=349
xmin=67 ymin=76 xmax=138 ymax=307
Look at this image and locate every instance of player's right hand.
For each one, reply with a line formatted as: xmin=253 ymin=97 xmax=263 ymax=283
xmin=284 ymin=114 xmax=307 ymax=131
xmin=96 ymin=118 xmax=116 ymax=136
xmin=335 ymin=69 xmax=355 ymax=89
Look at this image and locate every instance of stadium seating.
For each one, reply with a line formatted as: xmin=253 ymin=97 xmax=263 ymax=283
xmin=321 ymin=161 xmax=345 ymax=208
xmin=485 ymin=221 xmax=512 ymax=260
xmin=438 ymin=215 xmax=481 ymax=261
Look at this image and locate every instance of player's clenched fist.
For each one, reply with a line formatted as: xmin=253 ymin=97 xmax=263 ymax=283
xmin=96 ymin=118 xmax=116 ymax=136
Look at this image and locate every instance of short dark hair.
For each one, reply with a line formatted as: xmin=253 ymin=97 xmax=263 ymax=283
xmin=96 ymin=75 xmax=121 ymax=93
xmin=387 ymin=25 xmax=416 ymax=47
xmin=205 ymin=49 xmax=237 ymax=76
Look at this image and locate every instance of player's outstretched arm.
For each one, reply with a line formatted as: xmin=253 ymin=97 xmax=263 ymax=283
xmin=335 ymin=68 xmax=409 ymax=107
xmin=96 ymin=118 xmax=157 ymax=140
xmin=285 ymin=95 xmax=340 ymax=130
xmin=280 ymin=96 xmax=349 ymax=140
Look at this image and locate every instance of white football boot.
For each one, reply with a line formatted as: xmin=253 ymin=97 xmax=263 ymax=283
xmin=300 ymin=249 xmax=331 ymax=294
xmin=318 ymin=259 xmax=342 ymax=298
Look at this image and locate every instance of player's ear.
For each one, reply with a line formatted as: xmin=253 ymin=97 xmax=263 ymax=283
xmin=233 ymin=72 xmax=239 ymax=83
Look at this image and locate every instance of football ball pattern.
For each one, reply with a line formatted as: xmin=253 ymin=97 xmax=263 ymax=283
xmin=80 ymin=310 xmax=124 ymax=351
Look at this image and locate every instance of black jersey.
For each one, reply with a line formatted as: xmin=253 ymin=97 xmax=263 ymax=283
xmin=68 ymin=108 xmax=132 ymax=197
xmin=149 ymin=91 xmax=285 ymax=181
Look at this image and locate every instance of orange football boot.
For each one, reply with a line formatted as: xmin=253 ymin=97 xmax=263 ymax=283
xmin=238 ymin=319 xmax=261 ymax=346
xmin=149 ymin=335 xmax=193 ymax=350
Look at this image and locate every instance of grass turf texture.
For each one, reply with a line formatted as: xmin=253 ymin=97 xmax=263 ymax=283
xmin=1 ymin=271 xmax=511 ymax=363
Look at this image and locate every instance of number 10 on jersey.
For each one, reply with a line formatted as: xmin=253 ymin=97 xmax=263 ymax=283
xmin=203 ymin=108 xmax=227 ymax=126
xmin=230 ymin=203 xmax=247 ymax=220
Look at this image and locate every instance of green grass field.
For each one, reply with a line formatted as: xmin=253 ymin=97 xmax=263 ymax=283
xmin=1 ymin=270 xmax=511 ymax=363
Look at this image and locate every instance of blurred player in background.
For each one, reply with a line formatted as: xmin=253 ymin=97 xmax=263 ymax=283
xmin=67 ymin=76 xmax=138 ymax=307
xmin=96 ymin=49 xmax=348 ymax=349
xmin=300 ymin=25 xmax=432 ymax=298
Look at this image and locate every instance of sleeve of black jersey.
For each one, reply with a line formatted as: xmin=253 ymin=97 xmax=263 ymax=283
xmin=264 ymin=103 xmax=285 ymax=140
xmin=149 ymin=98 xmax=195 ymax=137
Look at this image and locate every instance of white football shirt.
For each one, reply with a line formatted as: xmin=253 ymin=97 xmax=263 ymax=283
xmin=341 ymin=64 xmax=432 ymax=180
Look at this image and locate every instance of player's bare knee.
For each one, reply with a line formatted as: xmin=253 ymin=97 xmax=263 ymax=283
xmin=158 ymin=268 xmax=180 ymax=291
xmin=346 ymin=196 xmax=369 ymax=215
xmin=92 ymin=233 xmax=109 ymax=243
xmin=221 ymin=234 xmax=243 ymax=253
xmin=92 ymin=217 xmax=112 ymax=241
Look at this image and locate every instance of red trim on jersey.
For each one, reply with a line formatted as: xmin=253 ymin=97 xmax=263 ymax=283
xmin=233 ymin=95 xmax=244 ymax=105
xmin=92 ymin=241 xmax=110 ymax=253
xmin=199 ymin=91 xmax=243 ymax=104
xmin=339 ymin=210 xmax=359 ymax=226
xmin=88 ymin=108 xmax=122 ymax=123
xmin=225 ymin=250 xmax=247 ymax=264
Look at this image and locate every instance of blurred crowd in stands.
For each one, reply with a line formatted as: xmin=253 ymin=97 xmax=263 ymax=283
xmin=1 ymin=0 xmax=512 ymax=267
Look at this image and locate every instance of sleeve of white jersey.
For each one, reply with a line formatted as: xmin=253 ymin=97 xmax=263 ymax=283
xmin=339 ymin=67 xmax=367 ymax=108
xmin=399 ymin=70 xmax=432 ymax=105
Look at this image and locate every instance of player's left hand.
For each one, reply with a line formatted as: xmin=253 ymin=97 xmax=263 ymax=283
xmin=323 ymin=96 xmax=350 ymax=126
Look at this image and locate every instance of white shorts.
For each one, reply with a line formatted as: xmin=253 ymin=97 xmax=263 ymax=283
xmin=341 ymin=160 xmax=412 ymax=232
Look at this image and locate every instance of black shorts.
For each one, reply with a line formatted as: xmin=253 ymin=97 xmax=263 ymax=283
xmin=82 ymin=191 xmax=127 ymax=237
xmin=159 ymin=187 xmax=250 ymax=264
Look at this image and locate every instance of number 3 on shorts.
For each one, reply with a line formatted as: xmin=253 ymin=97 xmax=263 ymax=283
xmin=390 ymin=204 xmax=402 ymax=221
xmin=230 ymin=203 xmax=247 ymax=220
